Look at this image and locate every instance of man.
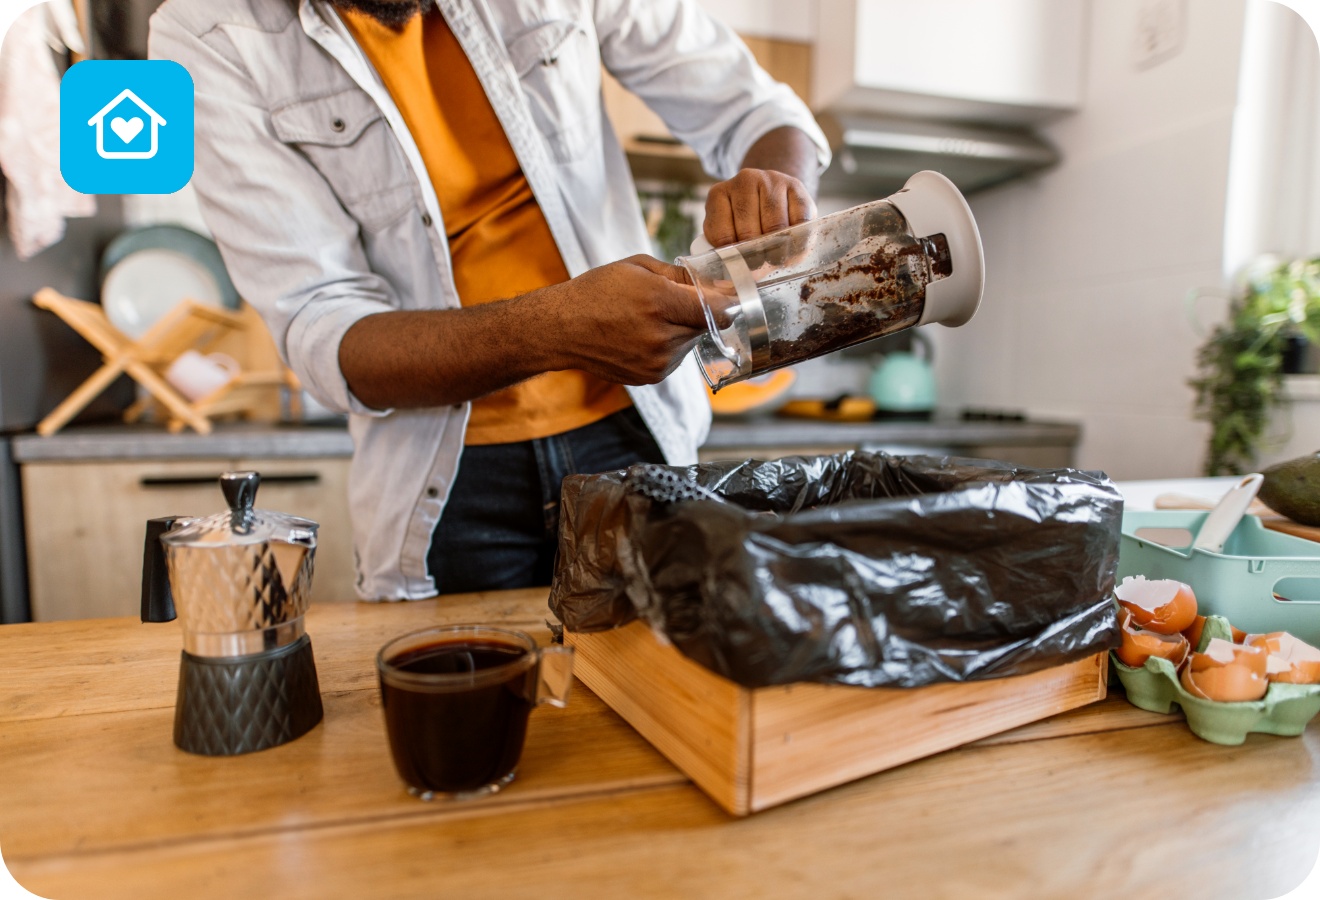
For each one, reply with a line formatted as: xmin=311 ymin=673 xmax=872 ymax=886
xmin=149 ymin=0 xmax=829 ymax=599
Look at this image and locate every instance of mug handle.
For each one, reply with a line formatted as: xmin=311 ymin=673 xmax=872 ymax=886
xmin=534 ymin=645 xmax=574 ymax=708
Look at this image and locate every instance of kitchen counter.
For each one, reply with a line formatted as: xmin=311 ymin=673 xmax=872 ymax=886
xmin=10 ymin=422 xmax=356 ymax=463
xmin=11 ymin=416 xmax=1081 ymax=462
xmin=702 ymin=416 xmax=1080 ymax=451
xmin=2 ymin=588 xmax=1317 ymax=898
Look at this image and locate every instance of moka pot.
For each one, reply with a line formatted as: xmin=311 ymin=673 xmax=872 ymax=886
xmin=141 ymin=471 xmax=324 ymax=756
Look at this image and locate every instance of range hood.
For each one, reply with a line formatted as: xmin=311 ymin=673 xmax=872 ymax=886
xmin=817 ymin=113 xmax=1060 ymax=197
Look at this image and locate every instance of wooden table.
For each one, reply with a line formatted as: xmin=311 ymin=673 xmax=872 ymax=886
xmin=2 ymin=589 xmax=1318 ymax=899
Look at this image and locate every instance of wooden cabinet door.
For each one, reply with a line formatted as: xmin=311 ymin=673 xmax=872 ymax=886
xmin=23 ymin=458 xmax=355 ymax=622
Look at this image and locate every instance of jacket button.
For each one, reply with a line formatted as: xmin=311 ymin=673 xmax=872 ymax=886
xmin=426 ymin=486 xmax=439 ymax=499
xmin=421 ymin=212 xmax=433 ymax=228
xmin=331 ymin=117 xmax=346 ymax=132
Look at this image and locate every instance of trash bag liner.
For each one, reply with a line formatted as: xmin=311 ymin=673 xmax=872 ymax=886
xmin=549 ymin=452 xmax=1122 ymax=689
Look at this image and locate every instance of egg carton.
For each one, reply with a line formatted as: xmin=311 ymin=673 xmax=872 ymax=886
xmin=1112 ymin=615 xmax=1320 ymax=745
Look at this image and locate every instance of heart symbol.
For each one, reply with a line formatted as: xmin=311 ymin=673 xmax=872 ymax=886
xmin=110 ymin=116 xmax=144 ymax=144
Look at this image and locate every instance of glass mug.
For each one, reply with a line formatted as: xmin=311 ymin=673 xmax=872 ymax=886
xmin=377 ymin=625 xmax=574 ymax=800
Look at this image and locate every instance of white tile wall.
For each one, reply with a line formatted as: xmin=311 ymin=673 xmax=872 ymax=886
xmin=930 ymin=0 xmax=1251 ymax=479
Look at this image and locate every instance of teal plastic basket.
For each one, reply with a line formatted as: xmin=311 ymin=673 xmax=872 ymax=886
xmin=1118 ymin=511 xmax=1320 ymax=644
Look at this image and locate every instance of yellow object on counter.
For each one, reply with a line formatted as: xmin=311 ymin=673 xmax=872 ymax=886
xmin=707 ymin=370 xmax=797 ymax=416
xmin=777 ymin=395 xmax=876 ymax=423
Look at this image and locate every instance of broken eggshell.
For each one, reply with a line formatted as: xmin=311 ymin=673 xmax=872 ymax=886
xmin=1115 ymin=575 xmax=1197 ymax=635
xmin=1179 ymin=638 xmax=1269 ymax=702
xmin=1245 ymin=632 xmax=1320 ymax=684
xmin=1112 ymin=614 xmax=1320 ymax=744
xmin=1116 ymin=608 xmax=1190 ymax=669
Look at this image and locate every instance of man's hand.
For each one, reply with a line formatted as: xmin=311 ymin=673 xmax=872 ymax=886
xmin=704 ymin=168 xmax=816 ymax=247
xmin=703 ymin=125 xmax=822 ymax=247
xmin=538 ymin=255 xmax=706 ymax=385
xmin=339 ymin=255 xmax=705 ymax=409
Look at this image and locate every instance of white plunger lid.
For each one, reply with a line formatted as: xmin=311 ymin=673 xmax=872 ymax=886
xmin=886 ymin=170 xmax=985 ymax=328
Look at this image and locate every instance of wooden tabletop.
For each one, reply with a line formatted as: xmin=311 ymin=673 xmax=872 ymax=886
xmin=2 ymin=589 xmax=1318 ymax=899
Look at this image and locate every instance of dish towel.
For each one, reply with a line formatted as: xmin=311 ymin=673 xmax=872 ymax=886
xmin=0 ymin=3 xmax=96 ymax=260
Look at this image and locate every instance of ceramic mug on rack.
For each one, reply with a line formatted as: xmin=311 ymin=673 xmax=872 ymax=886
xmin=165 ymin=350 xmax=241 ymax=402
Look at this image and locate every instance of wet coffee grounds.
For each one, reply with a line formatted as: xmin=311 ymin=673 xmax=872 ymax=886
xmin=769 ymin=233 xmax=944 ymax=365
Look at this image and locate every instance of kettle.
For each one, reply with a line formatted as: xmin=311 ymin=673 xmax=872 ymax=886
xmin=141 ymin=471 xmax=324 ymax=756
xmin=869 ymin=331 xmax=937 ymax=419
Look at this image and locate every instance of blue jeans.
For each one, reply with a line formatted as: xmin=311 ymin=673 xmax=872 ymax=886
xmin=427 ymin=407 xmax=665 ymax=594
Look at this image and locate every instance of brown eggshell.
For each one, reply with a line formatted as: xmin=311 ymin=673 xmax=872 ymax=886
xmin=1182 ymin=616 xmax=1247 ymax=651
xmin=1116 ymin=576 xmax=1197 ymax=634
xmin=1180 ymin=665 xmax=1211 ymax=700
xmin=1182 ymin=616 xmax=1206 ymax=651
xmin=1246 ymin=632 xmax=1320 ymax=684
xmin=1182 ymin=639 xmax=1269 ymax=702
xmin=1191 ymin=638 xmax=1267 ymax=674
xmin=1117 ymin=611 xmax=1190 ymax=669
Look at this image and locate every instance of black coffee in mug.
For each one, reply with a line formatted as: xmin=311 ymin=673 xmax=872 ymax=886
xmin=379 ymin=633 xmax=537 ymax=797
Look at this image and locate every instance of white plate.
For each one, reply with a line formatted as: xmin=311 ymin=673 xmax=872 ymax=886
xmin=102 ymin=249 xmax=224 ymax=340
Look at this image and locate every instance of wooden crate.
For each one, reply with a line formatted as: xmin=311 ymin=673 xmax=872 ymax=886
xmin=567 ymin=620 xmax=1107 ymax=816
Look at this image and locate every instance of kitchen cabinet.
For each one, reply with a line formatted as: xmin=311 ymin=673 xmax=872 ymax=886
xmin=701 ymin=442 xmax=1074 ymax=467
xmin=13 ymin=415 xmax=1079 ymax=621
xmin=813 ymin=0 xmax=1086 ymax=124
xmin=697 ymin=418 xmax=1080 ymax=467
xmin=22 ymin=456 xmax=355 ymax=621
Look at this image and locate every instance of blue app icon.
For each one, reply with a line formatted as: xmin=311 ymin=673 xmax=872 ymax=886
xmin=60 ymin=60 xmax=194 ymax=195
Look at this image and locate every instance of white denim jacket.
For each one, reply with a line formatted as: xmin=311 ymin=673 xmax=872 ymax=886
xmin=149 ymin=0 xmax=830 ymax=600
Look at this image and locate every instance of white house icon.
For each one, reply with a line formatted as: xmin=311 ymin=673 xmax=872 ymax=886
xmin=87 ymin=89 xmax=167 ymax=160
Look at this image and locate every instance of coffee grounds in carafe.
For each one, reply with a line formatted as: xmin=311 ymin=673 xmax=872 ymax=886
xmin=768 ymin=232 xmax=951 ymax=365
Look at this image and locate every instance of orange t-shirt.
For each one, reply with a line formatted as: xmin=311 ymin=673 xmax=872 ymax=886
xmin=342 ymin=9 xmax=631 ymax=445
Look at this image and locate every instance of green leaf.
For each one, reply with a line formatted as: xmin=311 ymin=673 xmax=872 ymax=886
xmin=1192 ymin=254 xmax=1320 ymax=475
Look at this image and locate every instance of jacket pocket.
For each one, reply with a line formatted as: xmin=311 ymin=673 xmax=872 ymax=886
xmin=271 ymin=89 xmax=417 ymax=231
xmin=505 ymin=19 xmax=600 ymax=164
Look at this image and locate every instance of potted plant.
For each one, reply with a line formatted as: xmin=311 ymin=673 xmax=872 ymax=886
xmin=1191 ymin=256 xmax=1320 ymax=475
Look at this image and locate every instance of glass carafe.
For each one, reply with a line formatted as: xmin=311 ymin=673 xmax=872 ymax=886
xmin=680 ymin=170 xmax=985 ymax=391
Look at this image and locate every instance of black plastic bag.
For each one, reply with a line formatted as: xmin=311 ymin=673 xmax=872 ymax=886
xmin=549 ymin=452 xmax=1122 ymax=689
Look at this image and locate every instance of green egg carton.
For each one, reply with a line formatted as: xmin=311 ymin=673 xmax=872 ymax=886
xmin=1112 ymin=616 xmax=1320 ymax=745
xmin=1119 ymin=510 xmax=1320 ymax=645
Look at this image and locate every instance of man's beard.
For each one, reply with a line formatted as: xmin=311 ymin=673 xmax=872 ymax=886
xmin=332 ymin=0 xmax=435 ymax=30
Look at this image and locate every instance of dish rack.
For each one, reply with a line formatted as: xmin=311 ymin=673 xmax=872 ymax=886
xmin=33 ymin=288 xmax=300 ymax=436
xmin=1119 ymin=510 xmax=1320 ymax=644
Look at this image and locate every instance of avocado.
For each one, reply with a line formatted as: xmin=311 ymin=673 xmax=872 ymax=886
xmin=1259 ymin=451 xmax=1320 ymax=526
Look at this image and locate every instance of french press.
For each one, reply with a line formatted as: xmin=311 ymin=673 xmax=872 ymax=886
xmin=681 ymin=170 xmax=986 ymax=391
xmin=142 ymin=471 xmax=324 ymax=756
